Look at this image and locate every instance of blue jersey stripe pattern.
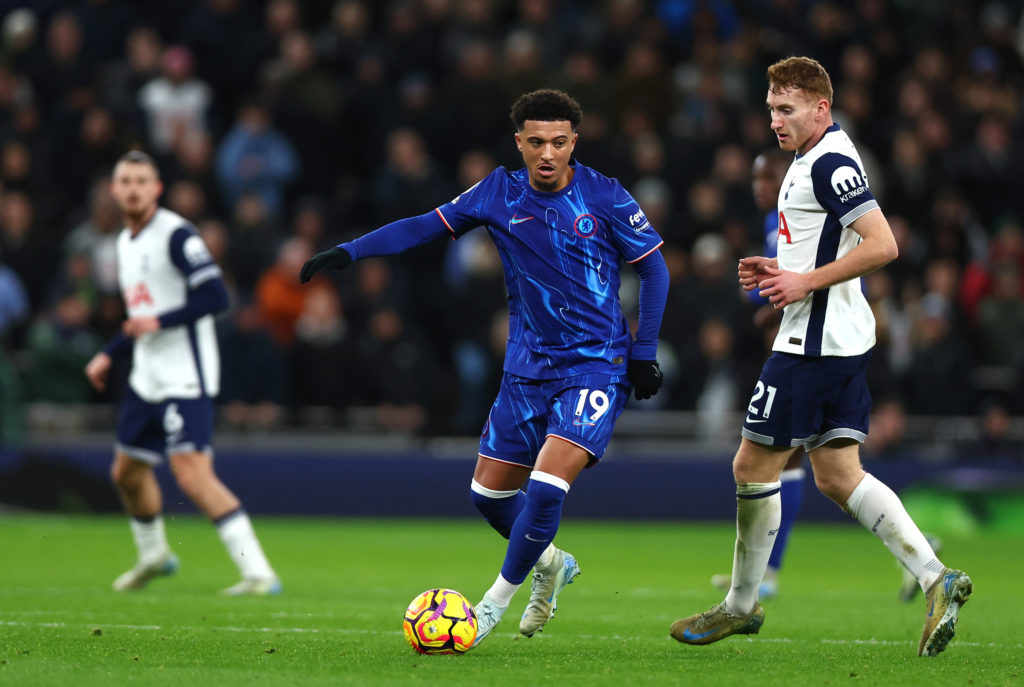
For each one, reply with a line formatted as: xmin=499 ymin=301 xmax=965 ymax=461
xmin=437 ymin=160 xmax=663 ymax=380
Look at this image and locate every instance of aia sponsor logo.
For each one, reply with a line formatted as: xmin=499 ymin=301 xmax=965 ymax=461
xmin=777 ymin=211 xmax=792 ymax=244
xmin=573 ymin=213 xmax=597 ymax=238
xmin=125 ymin=283 xmax=154 ymax=308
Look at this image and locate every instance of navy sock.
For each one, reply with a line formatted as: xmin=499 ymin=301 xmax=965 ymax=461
xmin=500 ymin=476 xmax=567 ymax=585
xmin=470 ymin=480 xmax=526 ymax=539
xmin=768 ymin=470 xmax=805 ymax=570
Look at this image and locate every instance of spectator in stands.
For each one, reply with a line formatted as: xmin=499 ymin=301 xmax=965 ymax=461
xmin=224 ymin=193 xmax=279 ymax=298
xmin=289 ymin=285 xmax=358 ymax=413
xmin=0 ymin=1 xmax=1018 ymax=442
xmin=215 ymin=100 xmax=298 ymax=219
xmin=352 ymin=305 xmax=436 ymax=433
xmin=64 ymin=177 xmax=123 ymax=296
xmin=967 ymin=398 xmax=1023 ymax=460
xmin=975 ymin=258 xmax=1024 ymax=370
xmin=137 ymin=45 xmax=213 ymax=156
xmin=97 ymin=24 xmax=162 ymax=130
xmin=904 ymin=293 xmax=976 ymax=415
xmin=0 ymin=190 xmax=54 ymax=313
xmin=255 ymin=236 xmax=314 ymax=349
xmin=23 ymin=288 xmax=101 ymax=403
xmin=217 ymin=299 xmax=288 ymax=432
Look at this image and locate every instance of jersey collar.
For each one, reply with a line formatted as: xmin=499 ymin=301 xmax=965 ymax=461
xmin=794 ymin=123 xmax=842 ymax=160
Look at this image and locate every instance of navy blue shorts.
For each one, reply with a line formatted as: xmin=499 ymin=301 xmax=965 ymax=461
xmin=115 ymin=386 xmax=215 ymax=464
xmin=741 ymin=351 xmax=872 ymax=451
xmin=478 ymin=372 xmax=629 ymax=468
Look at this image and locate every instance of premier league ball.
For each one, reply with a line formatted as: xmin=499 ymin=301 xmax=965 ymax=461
xmin=402 ymin=588 xmax=478 ymax=654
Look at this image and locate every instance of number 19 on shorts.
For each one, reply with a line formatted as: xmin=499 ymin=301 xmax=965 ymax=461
xmin=574 ymin=388 xmax=610 ymax=426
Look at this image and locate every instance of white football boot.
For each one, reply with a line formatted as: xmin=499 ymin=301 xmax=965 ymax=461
xmin=112 ymin=551 xmax=179 ymax=591
xmin=471 ymin=592 xmax=508 ymax=647
xmin=519 ymin=549 xmax=580 ymax=637
xmin=221 ymin=576 xmax=283 ymax=596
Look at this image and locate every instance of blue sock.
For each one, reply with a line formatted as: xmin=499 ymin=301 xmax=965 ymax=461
xmin=768 ymin=468 xmax=805 ymax=571
xmin=470 ymin=479 xmax=525 ymax=539
xmin=500 ymin=474 xmax=567 ymax=585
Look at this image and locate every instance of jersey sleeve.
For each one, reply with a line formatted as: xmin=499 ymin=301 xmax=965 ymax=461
xmin=810 ymin=152 xmax=880 ymax=227
xmin=606 ymin=180 xmax=664 ymax=263
xmin=168 ymin=226 xmax=223 ymax=289
xmin=434 ymin=168 xmax=507 ymax=237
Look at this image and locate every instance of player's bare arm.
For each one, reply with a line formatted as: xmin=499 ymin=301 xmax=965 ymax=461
xmin=756 ymin=210 xmax=897 ymax=308
xmin=84 ymin=351 xmax=111 ymax=392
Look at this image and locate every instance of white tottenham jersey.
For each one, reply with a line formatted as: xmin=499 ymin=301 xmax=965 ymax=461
xmin=773 ymin=124 xmax=880 ymax=357
xmin=117 ymin=207 xmax=222 ymax=401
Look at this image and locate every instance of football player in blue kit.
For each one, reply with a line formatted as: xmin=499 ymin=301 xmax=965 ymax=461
xmin=670 ymin=57 xmax=970 ymax=658
xmin=85 ymin=151 xmax=280 ymax=596
xmin=300 ymin=89 xmax=669 ymax=646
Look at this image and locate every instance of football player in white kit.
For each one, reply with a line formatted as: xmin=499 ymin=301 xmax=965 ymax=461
xmin=670 ymin=57 xmax=971 ymax=657
xmin=85 ymin=151 xmax=280 ymax=595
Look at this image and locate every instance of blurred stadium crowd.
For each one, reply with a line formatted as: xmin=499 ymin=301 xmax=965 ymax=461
xmin=0 ymin=0 xmax=1022 ymax=454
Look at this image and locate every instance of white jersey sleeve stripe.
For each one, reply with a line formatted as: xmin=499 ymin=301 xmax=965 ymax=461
xmin=187 ymin=264 xmax=223 ymax=289
xmin=839 ymin=200 xmax=880 ymax=227
xmin=625 ymin=240 xmax=664 ymax=264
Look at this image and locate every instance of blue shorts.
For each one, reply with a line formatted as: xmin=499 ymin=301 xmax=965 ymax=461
xmin=115 ymin=386 xmax=215 ymax=464
xmin=741 ymin=351 xmax=872 ymax=451
xmin=478 ymin=372 xmax=629 ymax=468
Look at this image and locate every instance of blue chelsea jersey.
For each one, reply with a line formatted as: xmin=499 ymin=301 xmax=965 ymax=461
xmin=435 ymin=160 xmax=663 ymax=380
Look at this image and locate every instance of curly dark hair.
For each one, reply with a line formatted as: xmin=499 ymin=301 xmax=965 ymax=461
xmin=509 ymin=89 xmax=583 ymax=132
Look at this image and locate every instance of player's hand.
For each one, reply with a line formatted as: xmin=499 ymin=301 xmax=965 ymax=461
xmin=628 ymin=359 xmax=663 ymax=400
xmin=757 ymin=267 xmax=810 ymax=309
xmin=300 ymin=246 xmax=352 ymax=283
xmin=84 ymin=352 xmax=111 ymax=392
xmin=738 ymin=256 xmax=777 ymax=292
xmin=123 ymin=316 xmax=160 ymax=338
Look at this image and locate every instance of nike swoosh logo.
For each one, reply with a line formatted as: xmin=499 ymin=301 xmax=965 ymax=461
xmin=524 ymin=533 xmax=549 ymax=542
xmin=682 ymin=627 xmax=717 ymax=641
xmin=745 ymin=415 xmax=767 ymax=424
xmin=510 ymin=215 xmax=534 ymax=224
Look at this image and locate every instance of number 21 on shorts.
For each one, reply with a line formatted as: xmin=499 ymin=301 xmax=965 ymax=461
xmin=746 ymin=381 xmax=777 ymax=421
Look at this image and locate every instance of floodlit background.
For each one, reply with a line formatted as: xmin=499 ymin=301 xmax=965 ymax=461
xmin=0 ymin=0 xmax=1021 ymax=523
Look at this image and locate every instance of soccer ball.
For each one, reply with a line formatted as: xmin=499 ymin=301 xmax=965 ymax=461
xmin=402 ymin=588 xmax=478 ymax=654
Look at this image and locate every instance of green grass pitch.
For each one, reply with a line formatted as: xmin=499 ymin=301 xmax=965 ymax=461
xmin=1 ymin=514 xmax=1020 ymax=686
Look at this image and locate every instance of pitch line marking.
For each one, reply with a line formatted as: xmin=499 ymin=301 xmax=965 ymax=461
xmin=2 ymin=620 xmax=1020 ymax=651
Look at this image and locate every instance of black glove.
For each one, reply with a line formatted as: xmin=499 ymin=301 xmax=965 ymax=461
xmin=300 ymin=246 xmax=352 ymax=283
xmin=627 ymin=359 xmax=663 ymax=400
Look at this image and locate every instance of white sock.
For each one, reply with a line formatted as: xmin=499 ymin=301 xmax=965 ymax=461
xmin=724 ymin=481 xmax=781 ymax=615
xmin=845 ymin=473 xmax=944 ymax=591
xmin=485 ymin=574 xmax=520 ymax=608
xmin=130 ymin=515 xmax=170 ymax=565
xmin=535 ymin=543 xmax=557 ymax=571
xmin=216 ymin=510 xmax=276 ymax=580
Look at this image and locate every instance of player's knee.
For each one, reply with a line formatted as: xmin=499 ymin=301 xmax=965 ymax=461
xmin=110 ymin=458 xmax=146 ymax=491
xmin=110 ymin=461 xmax=126 ymax=487
xmin=733 ymin=460 xmax=772 ymax=484
xmin=470 ymin=479 xmax=523 ymax=538
xmin=169 ymin=452 xmax=213 ymax=496
xmin=813 ymin=471 xmax=847 ymax=503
